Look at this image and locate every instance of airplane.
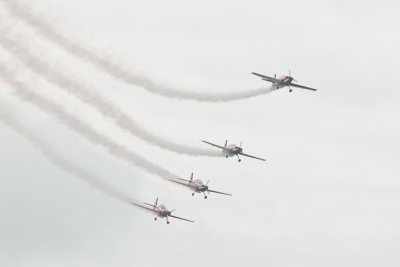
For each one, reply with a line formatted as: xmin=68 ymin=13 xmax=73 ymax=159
xmin=252 ymin=70 xmax=317 ymax=92
xmin=170 ymin=173 xmax=232 ymax=199
xmin=202 ymin=140 xmax=266 ymax=162
xmin=131 ymin=198 xmax=194 ymax=224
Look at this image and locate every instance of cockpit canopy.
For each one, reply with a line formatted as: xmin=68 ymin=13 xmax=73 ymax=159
xmin=194 ymin=179 xmax=203 ymax=184
xmin=160 ymin=204 xmax=167 ymax=210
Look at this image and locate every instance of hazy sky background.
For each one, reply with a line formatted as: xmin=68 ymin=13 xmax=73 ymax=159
xmin=0 ymin=0 xmax=399 ymax=266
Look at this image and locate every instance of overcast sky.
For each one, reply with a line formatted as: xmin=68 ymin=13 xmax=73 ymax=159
xmin=0 ymin=0 xmax=399 ymax=266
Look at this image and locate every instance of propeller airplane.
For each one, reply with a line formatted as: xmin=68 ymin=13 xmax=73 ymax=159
xmin=131 ymin=198 xmax=194 ymax=224
xmin=252 ymin=70 xmax=317 ymax=92
xmin=170 ymin=173 xmax=232 ymax=199
xmin=202 ymin=140 xmax=266 ymax=162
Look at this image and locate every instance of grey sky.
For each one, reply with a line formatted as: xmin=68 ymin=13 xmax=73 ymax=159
xmin=0 ymin=0 xmax=399 ymax=266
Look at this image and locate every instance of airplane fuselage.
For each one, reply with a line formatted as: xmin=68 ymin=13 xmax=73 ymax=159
xmin=272 ymin=75 xmax=294 ymax=89
xmin=188 ymin=179 xmax=208 ymax=193
xmin=222 ymin=144 xmax=242 ymax=157
xmin=152 ymin=205 xmax=171 ymax=218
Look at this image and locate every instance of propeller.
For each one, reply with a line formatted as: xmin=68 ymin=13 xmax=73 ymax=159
xmin=202 ymin=180 xmax=210 ymax=195
xmin=289 ymin=69 xmax=297 ymax=82
xmin=168 ymin=209 xmax=176 ymax=216
xmin=239 ymin=140 xmax=243 ymax=148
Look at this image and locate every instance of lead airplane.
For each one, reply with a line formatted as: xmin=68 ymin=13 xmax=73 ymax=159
xmin=170 ymin=173 xmax=232 ymax=199
xmin=252 ymin=71 xmax=317 ymax=92
xmin=131 ymin=198 xmax=194 ymax=224
xmin=202 ymin=140 xmax=266 ymax=162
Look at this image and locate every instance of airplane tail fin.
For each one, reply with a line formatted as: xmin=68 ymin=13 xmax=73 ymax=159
xmin=224 ymin=140 xmax=227 ymax=147
xmin=154 ymin=197 xmax=158 ymax=207
xmin=190 ymin=173 xmax=193 ymax=182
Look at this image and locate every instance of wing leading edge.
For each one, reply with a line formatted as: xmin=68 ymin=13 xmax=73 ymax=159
xmin=251 ymin=72 xmax=280 ymax=83
xmin=208 ymin=189 xmax=232 ymax=196
xmin=169 ymin=179 xmax=190 ymax=187
xmin=130 ymin=202 xmax=154 ymax=212
xmin=289 ymin=83 xmax=317 ymax=91
xmin=202 ymin=140 xmax=227 ymax=150
xmin=239 ymin=152 xmax=266 ymax=161
xmin=169 ymin=214 xmax=195 ymax=223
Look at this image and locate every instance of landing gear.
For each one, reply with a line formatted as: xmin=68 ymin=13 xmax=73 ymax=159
xmin=238 ymin=158 xmax=241 ymax=162
xmin=167 ymin=221 xmax=170 ymax=224
xmin=192 ymin=193 xmax=195 ymax=196
xmin=204 ymin=195 xmax=208 ymax=199
xmin=226 ymin=155 xmax=228 ymax=158
xmin=154 ymin=217 xmax=157 ymax=221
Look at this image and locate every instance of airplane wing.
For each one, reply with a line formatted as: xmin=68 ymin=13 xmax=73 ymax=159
xmin=251 ymin=72 xmax=280 ymax=83
xmin=239 ymin=152 xmax=266 ymax=161
xmin=169 ymin=214 xmax=195 ymax=223
xmin=169 ymin=179 xmax=190 ymax=187
xmin=208 ymin=189 xmax=232 ymax=196
xmin=202 ymin=140 xmax=227 ymax=150
xmin=290 ymin=83 xmax=317 ymax=91
xmin=130 ymin=202 xmax=154 ymax=212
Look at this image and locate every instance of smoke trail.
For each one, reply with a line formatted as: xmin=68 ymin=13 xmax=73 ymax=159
xmin=0 ymin=62 xmax=182 ymax=183
xmin=0 ymin=34 xmax=221 ymax=157
xmin=0 ymin=101 xmax=144 ymax=208
xmin=0 ymin=0 xmax=274 ymax=102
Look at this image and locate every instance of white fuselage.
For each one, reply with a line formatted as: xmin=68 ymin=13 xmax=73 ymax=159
xmin=272 ymin=75 xmax=294 ymax=89
xmin=272 ymin=75 xmax=293 ymax=89
xmin=152 ymin=205 xmax=171 ymax=218
xmin=222 ymin=144 xmax=242 ymax=157
xmin=188 ymin=179 xmax=208 ymax=193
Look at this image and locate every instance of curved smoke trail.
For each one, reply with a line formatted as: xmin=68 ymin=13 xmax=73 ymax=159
xmin=0 ymin=0 xmax=274 ymax=102
xmin=0 ymin=102 xmax=143 ymax=208
xmin=0 ymin=34 xmax=221 ymax=157
xmin=0 ymin=61 xmax=182 ymax=183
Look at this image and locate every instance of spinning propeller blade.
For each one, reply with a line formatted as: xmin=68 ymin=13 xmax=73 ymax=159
xmin=289 ymin=69 xmax=297 ymax=82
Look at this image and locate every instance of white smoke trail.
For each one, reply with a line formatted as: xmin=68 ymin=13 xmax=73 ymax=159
xmin=0 ymin=101 xmax=143 ymax=208
xmin=0 ymin=61 xmax=182 ymax=183
xmin=0 ymin=0 xmax=274 ymax=102
xmin=0 ymin=34 xmax=221 ymax=157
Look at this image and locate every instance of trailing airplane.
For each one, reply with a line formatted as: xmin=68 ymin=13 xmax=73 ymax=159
xmin=252 ymin=70 xmax=317 ymax=92
xmin=170 ymin=173 xmax=232 ymax=199
xmin=202 ymin=140 xmax=266 ymax=162
xmin=131 ymin=198 xmax=194 ymax=224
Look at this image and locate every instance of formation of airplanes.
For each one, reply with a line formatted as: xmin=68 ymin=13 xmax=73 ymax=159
xmin=133 ymin=71 xmax=317 ymax=224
